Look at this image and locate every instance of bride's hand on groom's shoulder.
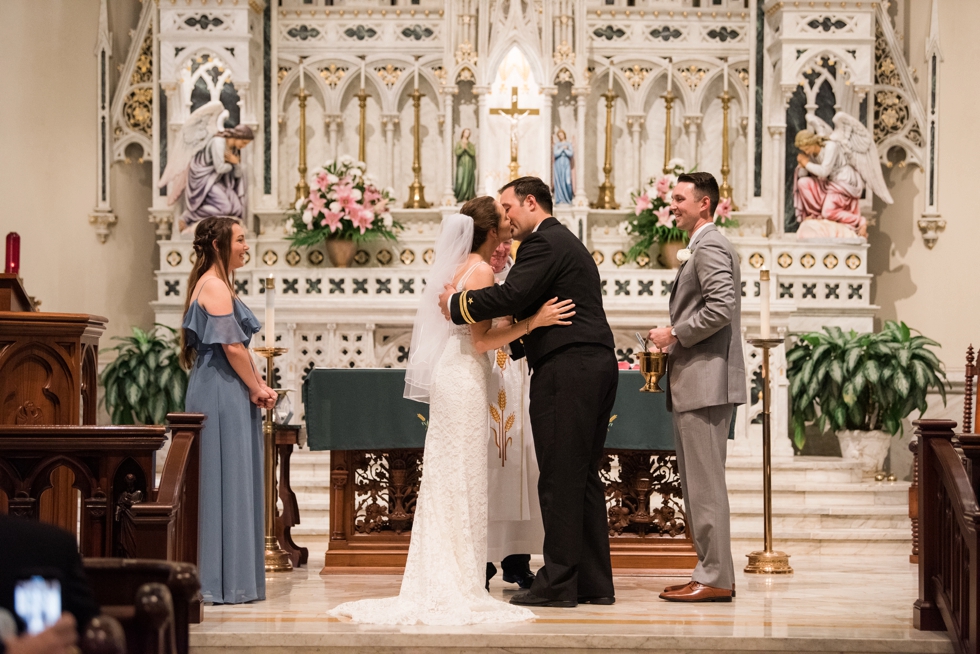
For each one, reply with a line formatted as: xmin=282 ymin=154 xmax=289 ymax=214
xmin=438 ymin=284 xmax=455 ymax=320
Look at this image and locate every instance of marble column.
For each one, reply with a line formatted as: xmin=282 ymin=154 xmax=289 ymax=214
xmin=540 ymin=86 xmax=555 ymax=187
xmin=769 ymin=124 xmax=786 ymax=236
xmin=628 ymin=115 xmax=644 ymax=191
xmin=475 ymin=86 xmax=490 ymax=196
xmin=684 ymin=114 xmax=702 ymax=169
xmin=442 ymin=87 xmax=457 ymax=205
xmin=383 ymin=115 xmax=397 ymax=191
xmin=572 ymin=87 xmax=589 ymax=207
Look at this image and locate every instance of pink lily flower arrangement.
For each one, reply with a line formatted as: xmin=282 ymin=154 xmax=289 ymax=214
xmin=621 ymin=164 xmax=738 ymax=263
xmin=287 ymin=156 xmax=400 ymax=247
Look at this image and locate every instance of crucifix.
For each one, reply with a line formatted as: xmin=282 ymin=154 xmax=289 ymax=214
xmin=490 ymin=86 xmax=539 ymax=181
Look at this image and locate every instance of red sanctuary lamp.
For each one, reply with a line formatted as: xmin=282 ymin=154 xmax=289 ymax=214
xmin=5 ymin=232 xmax=19 ymax=275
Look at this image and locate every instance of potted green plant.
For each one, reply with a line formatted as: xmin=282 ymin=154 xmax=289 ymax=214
xmin=100 ymin=325 xmax=188 ymax=425
xmin=623 ymin=163 xmax=736 ymax=268
xmin=786 ymin=321 xmax=948 ymax=476
xmin=285 ymin=156 xmax=400 ymax=267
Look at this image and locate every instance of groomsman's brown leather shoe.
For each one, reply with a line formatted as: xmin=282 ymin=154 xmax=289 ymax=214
xmin=663 ymin=581 xmax=736 ymax=597
xmin=659 ymin=582 xmax=733 ymax=602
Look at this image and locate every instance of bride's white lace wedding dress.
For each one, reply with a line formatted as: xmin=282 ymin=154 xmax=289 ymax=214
xmin=329 ymin=264 xmax=534 ymax=625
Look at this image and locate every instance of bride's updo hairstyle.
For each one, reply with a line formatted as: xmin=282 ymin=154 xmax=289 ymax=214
xmin=460 ymin=196 xmax=500 ymax=252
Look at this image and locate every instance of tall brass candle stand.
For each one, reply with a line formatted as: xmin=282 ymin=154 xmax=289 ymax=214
xmin=744 ymin=337 xmax=793 ymax=575
xmin=253 ymin=339 xmax=293 ymax=573
xmin=718 ymin=89 xmax=738 ymax=210
xmin=662 ymin=88 xmax=675 ymax=175
xmin=404 ymin=88 xmax=431 ymax=208
xmin=295 ymin=87 xmax=311 ymax=203
xmin=593 ymin=90 xmax=619 ymax=210
xmin=356 ymin=87 xmax=368 ymax=165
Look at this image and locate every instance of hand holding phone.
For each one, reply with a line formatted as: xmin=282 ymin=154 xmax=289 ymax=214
xmin=14 ymin=577 xmax=61 ymax=636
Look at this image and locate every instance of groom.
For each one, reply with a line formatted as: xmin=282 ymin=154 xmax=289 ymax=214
xmin=439 ymin=177 xmax=618 ymax=608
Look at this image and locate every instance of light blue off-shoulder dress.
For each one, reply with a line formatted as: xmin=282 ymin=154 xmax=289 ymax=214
xmin=182 ymin=298 xmax=266 ymax=604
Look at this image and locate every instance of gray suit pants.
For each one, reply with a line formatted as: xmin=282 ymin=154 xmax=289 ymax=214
xmin=672 ymin=403 xmax=735 ymax=590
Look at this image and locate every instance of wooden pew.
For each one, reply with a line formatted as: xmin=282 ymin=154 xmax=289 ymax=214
xmin=84 ymin=558 xmax=200 ymax=654
xmin=913 ymin=418 xmax=980 ymax=652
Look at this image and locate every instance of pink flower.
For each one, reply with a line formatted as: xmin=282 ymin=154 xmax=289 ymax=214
xmin=372 ymin=198 xmax=388 ymax=214
xmin=634 ymin=193 xmax=652 ymax=216
xmin=655 ymin=176 xmax=673 ymax=201
xmin=308 ymin=192 xmax=326 ymax=214
xmin=655 ymin=206 xmax=673 ymax=227
xmin=314 ymin=172 xmax=329 ymax=191
xmin=363 ymin=187 xmax=381 ymax=204
xmin=715 ymin=197 xmax=732 ymax=219
xmin=320 ymin=210 xmax=342 ymax=233
xmin=350 ymin=207 xmax=375 ymax=234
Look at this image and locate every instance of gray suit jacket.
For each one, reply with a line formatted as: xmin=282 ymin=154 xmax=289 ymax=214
xmin=666 ymin=224 xmax=747 ymax=413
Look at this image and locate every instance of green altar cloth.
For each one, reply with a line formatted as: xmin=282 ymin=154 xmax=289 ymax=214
xmin=302 ymin=369 xmax=735 ymax=452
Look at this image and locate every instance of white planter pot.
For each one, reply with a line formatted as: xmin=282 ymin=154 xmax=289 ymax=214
xmin=836 ymin=429 xmax=892 ymax=479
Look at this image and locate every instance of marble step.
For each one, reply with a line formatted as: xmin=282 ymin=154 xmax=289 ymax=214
xmin=724 ymin=455 xmax=867 ymax=484
xmin=730 ymin=505 xmax=910 ymax=531
xmin=726 ymin=480 xmax=909 ymax=506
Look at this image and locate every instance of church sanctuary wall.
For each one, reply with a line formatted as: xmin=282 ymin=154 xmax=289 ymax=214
xmin=0 ymin=0 xmax=155 ymax=347
xmin=869 ymin=0 xmax=978 ymax=476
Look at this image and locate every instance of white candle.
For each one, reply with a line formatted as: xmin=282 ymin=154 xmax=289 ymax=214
xmin=723 ymin=59 xmax=729 ymax=93
xmin=265 ymin=274 xmax=276 ymax=348
xmin=666 ymin=58 xmax=673 ymax=93
xmin=414 ymin=60 xmax=419 ymax=90
xmin=360 ymin=59 xmax=365 ymax=89
xmin=299 ymin=60 xmax=305 ymax=91
xmin=608 ymin=59 xmax=614 ymax=92
xmin=760 ymin=268 xmax=771 ymax=339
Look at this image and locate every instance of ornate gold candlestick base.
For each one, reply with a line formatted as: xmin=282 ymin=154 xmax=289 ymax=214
xmin=744 ymin=337 xmax=793 ymax=575
xmin=253 ymin=345 xmax=293 ymax=573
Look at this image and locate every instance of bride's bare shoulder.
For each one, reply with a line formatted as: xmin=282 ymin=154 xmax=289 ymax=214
xmin=462 ymin=262 xmax=495 ymax=291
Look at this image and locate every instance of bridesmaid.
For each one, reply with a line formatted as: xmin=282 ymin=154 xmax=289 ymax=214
xmin=179 ymin=216 xmax=277 ymax=604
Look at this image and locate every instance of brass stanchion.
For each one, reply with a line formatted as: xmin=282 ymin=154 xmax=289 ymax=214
xmin=404 ymin=87 xmax=430 ymax=208
xmin=294 ymin=86 xmax=310 ymax=203
xmin=593 ymin=90 xmax=619 ymax=210
xmin=719 ymin=89 xmax=739 ymax=210
xmin=254 ymin=280 xmax=292 ymax=573
xmin=356 ymin=87 xmax=368 ymax=165
xmin=744 ymin=334 xmax=793 ymax=575
xmin=662 ymin=88 xmax=675 ymax=175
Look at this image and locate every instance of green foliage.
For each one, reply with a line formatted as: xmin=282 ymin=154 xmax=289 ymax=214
xmin=786 ymin=321 xmax=948 ymax=451
xmin=100 ymin=324 xmax=188 ymax=425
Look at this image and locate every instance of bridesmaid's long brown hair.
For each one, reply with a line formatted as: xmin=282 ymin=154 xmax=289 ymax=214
xmin=179 ymin=217 xmax=239 ymax=369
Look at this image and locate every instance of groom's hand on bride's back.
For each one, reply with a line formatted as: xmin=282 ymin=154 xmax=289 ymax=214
xmin=438 ymin=284 xmax=455 ymax=320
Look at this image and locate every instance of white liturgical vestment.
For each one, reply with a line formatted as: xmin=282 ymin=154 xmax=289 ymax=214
xmin=486 ymin=261 xmax=544 ymax=560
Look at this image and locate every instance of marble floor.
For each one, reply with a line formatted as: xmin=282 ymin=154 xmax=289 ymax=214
xmin=190 ymin=554 xmax=952 ymax=653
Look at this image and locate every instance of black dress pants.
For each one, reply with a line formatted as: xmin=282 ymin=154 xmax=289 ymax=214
xmin=527 ymin=344 xmax=618 ymax=601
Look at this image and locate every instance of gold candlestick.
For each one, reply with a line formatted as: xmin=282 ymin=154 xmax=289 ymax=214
xmin=744 ymin=337 xmax=793 ymax=575
xmin=719 ymin=90 xmax=739 ymax=210
xmin=252 ymin=344 xmax=293 ymax=573
xmin=295 ymin=87 xmax=310 ymax=202
xmin=662 ymin=89 xmax=675 ymax=175
xmin=593 ymin=90 xmax=619 ymax=210
xmin=357 ymin=87 xmax=368 ymax=166
xmin=403 ymin=88 xmax=430 ymax=208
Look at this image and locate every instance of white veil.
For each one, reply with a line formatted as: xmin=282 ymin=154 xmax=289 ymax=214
xmin=404 ymin=213 xmax=474 ymax=403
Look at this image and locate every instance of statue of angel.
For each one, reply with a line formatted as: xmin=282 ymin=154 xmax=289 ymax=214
xmin=157 ymin=101 xmax=254 ymax=235
xmin=792 ymin=111 xmax=892 ymax=239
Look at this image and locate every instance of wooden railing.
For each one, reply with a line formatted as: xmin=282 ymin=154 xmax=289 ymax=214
xmin=0 ymin=413 xmax=202 ymax=568
xmin=914 ymin=419 xmax=980 ymax=653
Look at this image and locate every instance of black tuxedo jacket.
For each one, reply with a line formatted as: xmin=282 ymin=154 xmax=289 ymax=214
xmin=0 ymin=515 xmax=99 ymax=635
xmin=449 ymin=217 xmax=614 ymax=369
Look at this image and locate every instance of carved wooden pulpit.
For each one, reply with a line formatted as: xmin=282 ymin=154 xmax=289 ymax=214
xmin=0 ymin=273 xmax=107 ymax=525
xmin=304 ymin=369 xmax=712 ymax=575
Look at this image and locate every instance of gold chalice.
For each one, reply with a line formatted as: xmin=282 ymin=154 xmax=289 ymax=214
xmin=637 ymin=350 xmax=667 ymax=393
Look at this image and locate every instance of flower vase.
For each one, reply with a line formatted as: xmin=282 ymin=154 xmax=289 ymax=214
xmin=658 ymin=241 xmax=687 ymax=269
xmin=325 ymin=238 xmax=357 ymax=268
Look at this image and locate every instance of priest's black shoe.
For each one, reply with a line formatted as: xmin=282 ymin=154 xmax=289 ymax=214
xmin=509 ymin=590 xmax=577 ymax=608
xmin=578 ymin=596 xmax=615 ymax=605
xmin=502 ymin=570 xmax=536 ymax=590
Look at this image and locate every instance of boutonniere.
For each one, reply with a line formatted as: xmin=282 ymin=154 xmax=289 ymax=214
xmin=676 ymin=248 xmax=692 ymax=263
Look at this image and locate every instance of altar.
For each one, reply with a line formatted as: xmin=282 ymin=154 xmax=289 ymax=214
xmin=301 ymin=368 xmax=742 ymax=574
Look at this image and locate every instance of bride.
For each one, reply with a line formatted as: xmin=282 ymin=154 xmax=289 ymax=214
xmin=329 ymin=196 xmax=575 ymax=625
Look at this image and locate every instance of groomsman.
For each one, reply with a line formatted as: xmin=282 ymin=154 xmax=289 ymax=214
xmin=648 ymin=172 xmax=746 ymax=603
